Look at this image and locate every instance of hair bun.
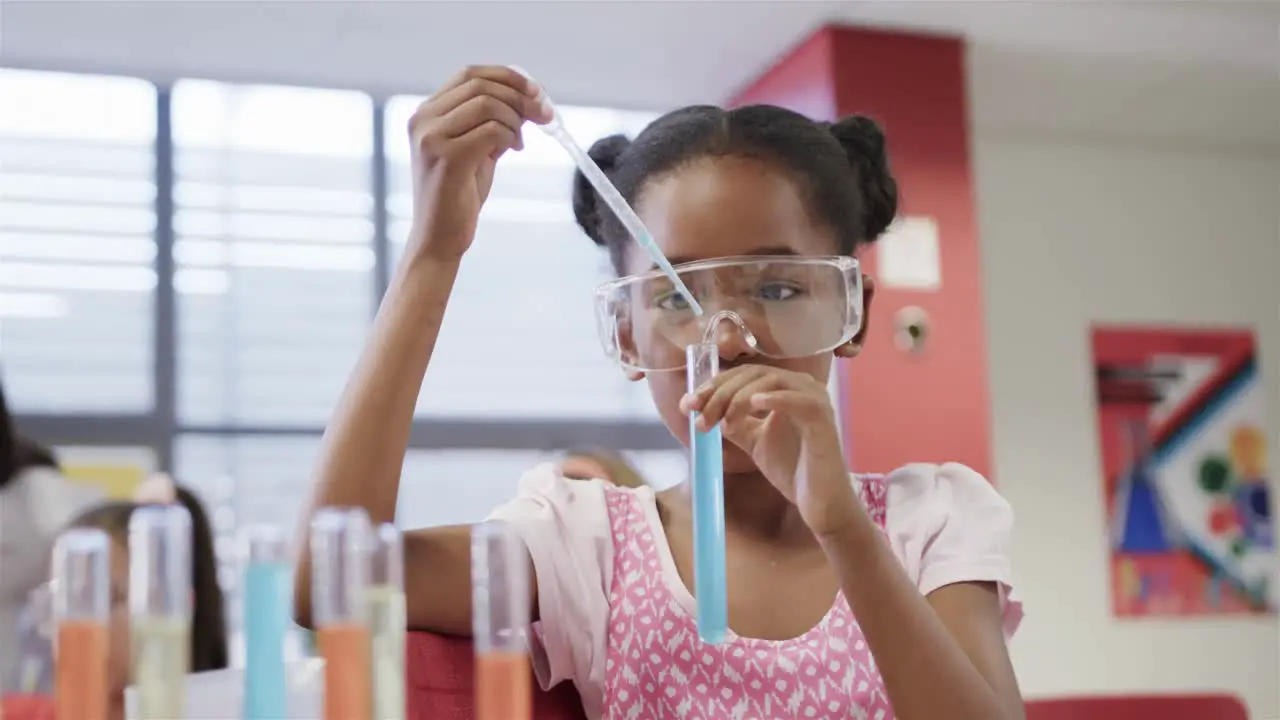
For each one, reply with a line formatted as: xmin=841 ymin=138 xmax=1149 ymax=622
xmin=827 ymin=115 xmax=898 ymax=239
xmin=572 ymin=134 xmax=632 ymax=247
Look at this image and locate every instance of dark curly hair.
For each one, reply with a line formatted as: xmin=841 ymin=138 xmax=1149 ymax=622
xmin=0 ymin=378 xmax=58 ymax=489
xmin=572 ymin=105 xmax=898 ymax=275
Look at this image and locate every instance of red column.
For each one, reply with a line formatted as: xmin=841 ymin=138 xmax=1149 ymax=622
xmin=729 ymin=26 xmax=993 ymax=480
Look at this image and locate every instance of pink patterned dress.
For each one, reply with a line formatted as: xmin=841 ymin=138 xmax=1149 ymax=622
xmin=601 ymin=475 xmax=896 ymax=720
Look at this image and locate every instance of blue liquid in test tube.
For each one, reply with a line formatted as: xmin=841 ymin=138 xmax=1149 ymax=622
xmin=241 ymin=525 xmax=289 ymax=720
xmin=687 ymin=342 xmax=727 ymax=644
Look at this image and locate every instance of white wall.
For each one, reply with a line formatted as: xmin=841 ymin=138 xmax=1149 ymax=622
xmin=6 ymin=2 xmax=1274 ymax=112
xmin=970 ymin=47 xmax=1280 ymax=717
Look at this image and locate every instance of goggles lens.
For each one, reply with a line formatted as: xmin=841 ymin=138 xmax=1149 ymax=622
xmin=594 ymin=256 xmax=863 ymax=372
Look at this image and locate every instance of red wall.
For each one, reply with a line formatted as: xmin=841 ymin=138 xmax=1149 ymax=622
xmin=730 ymin=26 xmax=994 ymax=479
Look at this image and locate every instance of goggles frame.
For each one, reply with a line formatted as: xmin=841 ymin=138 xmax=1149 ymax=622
xmin=592 ymin=255 xmax=864 ymax=373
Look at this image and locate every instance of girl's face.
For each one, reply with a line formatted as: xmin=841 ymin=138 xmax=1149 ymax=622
xmin=560 ymin=455 xmax=611 ymax=482
xmin=625 ymin=156 xmax=865 ymax=473
xmin=106 ymin=540 xmax=131 ymax=705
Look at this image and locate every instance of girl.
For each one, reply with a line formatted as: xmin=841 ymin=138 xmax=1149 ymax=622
xmin=294 ymin=65 xmax=1024 ymax=719
xmin=66 ymin=475 xmax=228 ymax=720
xmin=0 ymin=380 xmax=101 ymax=687
xmin=559 ymin=448 xmax=647 ymax=489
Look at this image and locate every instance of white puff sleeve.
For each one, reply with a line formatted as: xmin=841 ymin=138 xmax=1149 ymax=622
xmin=882 ymin=462 xmax=1024 ymax=639
xmin=485 ymin=463 xmax=614 ymax=710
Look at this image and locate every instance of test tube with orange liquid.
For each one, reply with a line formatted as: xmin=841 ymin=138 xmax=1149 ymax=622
xmin=311 ymin=507 xmax=373 ymax=720
xmin=52 ymin=529 xmax=111 ymax=720
xmin=129 ymin=505 xmax=192 ymax=720
xmin=471 ymin=521 xmax=531 ymax=720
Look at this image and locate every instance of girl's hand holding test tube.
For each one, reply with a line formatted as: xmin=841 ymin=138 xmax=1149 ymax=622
xmin=680 ymin=365 xmax=860 ymax=538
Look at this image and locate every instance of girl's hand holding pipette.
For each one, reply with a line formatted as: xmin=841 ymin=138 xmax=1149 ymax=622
xmin=406 ymin=65 xmax=552 ymax=261
xmin=680 ymin=365 xmax=860 ymax=538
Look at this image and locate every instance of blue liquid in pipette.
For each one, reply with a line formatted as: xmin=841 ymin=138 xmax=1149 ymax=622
xmin=690 ymin=414 xmax=728 ymax=644
xmin=243 ymin=561 xmax=290 ymax=720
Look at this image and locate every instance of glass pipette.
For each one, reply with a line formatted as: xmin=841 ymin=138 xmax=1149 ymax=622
xmin=52 ymin=528 xmax=110 ymax=720
xmin=311 ymin=507 xmax=373 ymax=720
xmin=687 ymin=340 xmax=728 ymax=644
xmin=129 ymin=505 xmax=192 ymax=720
xmin=509 ymin=66 xmax=703 ymax=317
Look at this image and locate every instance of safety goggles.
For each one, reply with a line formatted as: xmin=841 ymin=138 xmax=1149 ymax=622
xmin=593 ymin=255 xmax=864 ymax=373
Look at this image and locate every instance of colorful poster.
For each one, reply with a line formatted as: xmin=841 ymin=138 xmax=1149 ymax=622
xmin=1093 ymin=325 xmax=1275 ymax=617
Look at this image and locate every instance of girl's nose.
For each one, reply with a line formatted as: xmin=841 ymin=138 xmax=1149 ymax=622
xmin=702 ymin=310 xmax=759 ymax=363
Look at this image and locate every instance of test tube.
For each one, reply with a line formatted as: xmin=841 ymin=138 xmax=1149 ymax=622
xmin=129 ymin=504 xmax=192 ymax=720
xmin=241 ymin=525 xmax=289 ymax=720
xmin=471 ymin=521 xmax=531 ymax=720
xmin=687 ymin=341 xmax=728 ymax=644
xmin=311 ymin=507 xmax=372 ymax=720
xmin=52 ymin=529 xmax=110 ymax=720
xmin=368 ymin=523 xmax=406 ymax=720
xmin=14 ymin=584 xmax=55 ymax=697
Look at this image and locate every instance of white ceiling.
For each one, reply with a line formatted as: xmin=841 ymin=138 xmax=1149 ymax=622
xmin=2 ymin=1 xmax=1278 ymax=110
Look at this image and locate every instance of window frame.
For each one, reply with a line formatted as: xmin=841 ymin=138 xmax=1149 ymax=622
xmin=5 ymin=71 xmax=680 ymax=481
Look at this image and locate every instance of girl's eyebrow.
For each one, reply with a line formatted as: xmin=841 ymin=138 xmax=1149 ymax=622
xmin=660 ymin=246 xmax=800 ymax=268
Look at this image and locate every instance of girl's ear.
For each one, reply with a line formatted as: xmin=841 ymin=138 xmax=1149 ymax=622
xmin=834 ymin=340 xmax=863 ymax=358
xmin=834 ymin=273 xmax=875 ymax=358
xmin=857 ymin=273 xmax=875 ymax=342
xmin=834 ymin=271 xmax=875 ymax=356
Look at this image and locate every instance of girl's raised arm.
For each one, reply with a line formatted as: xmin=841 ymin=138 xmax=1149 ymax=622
xmin=291 ymin=65 xmax=550 ymax=634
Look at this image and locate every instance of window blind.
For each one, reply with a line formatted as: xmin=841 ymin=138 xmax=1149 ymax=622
xmin=172 ymin=80 xmax=375 ymax=426
xmin=0 ymin=69 xmax=157 ymax=412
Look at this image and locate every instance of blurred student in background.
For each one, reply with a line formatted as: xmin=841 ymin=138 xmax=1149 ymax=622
xmin=64 ymin=474 xmax=228 ymax=720
xmin=559 ymin=447 xmax=647 ymax=488
xmin=0 ymin=379 xmax=102 ymax=688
